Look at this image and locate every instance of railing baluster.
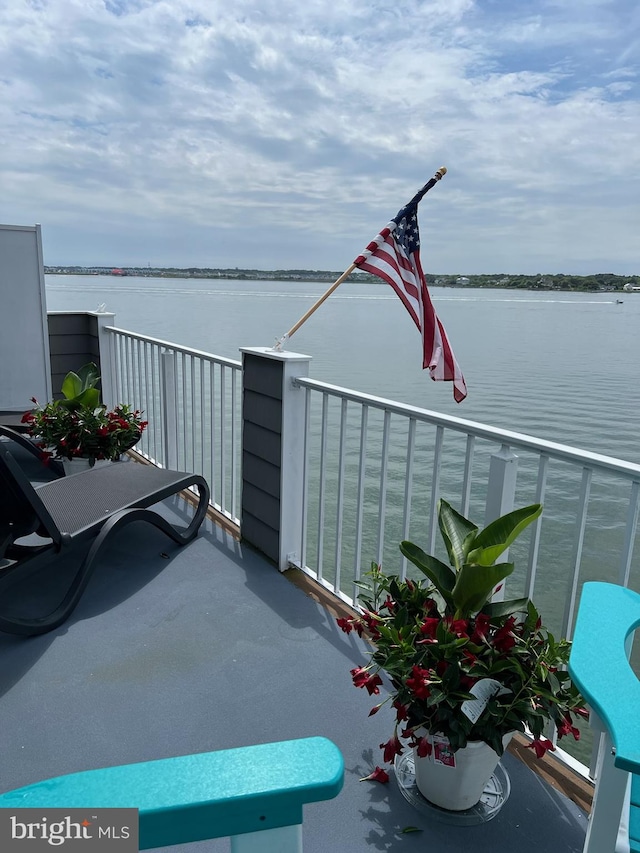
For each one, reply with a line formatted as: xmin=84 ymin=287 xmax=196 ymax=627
xmin=210 ymin=362 xmax=217 ymax=509
xmin=525 ymin=454 xmax=549 ymax=599
xmin=220 ymin=366 xmax=227 ymax=514
xmin=400 ymin=418 xmax=416 ymax=580
xmin=316 ymin=393 xmax=329 ymax=583
xmin=352 ymin=405 xmax=368 ymax=603
xmin=562 ymin=466 xmax=592 ymax=640
xmin=461 ymin=434 xmax=475 ymax=517
xmin=427 ymin=425 xmax=444 ymax=555
xmin=376 ymin=410 xmax=391 ymax=567
xmin=334 ymin=398 xmax=348 ymax=594
xmin=619 ymin=480 xmax=640 ymax=587
xmin=300 ymin=387 xmax=312 ymax=573
xmin=231 ymin=366 xmax=238 ymax=520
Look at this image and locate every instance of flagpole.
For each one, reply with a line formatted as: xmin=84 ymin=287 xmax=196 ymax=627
xmin=272 ymin=166 xmax=447 ymax=351
xmin=273 ymin=264 xmax=357 ymax=350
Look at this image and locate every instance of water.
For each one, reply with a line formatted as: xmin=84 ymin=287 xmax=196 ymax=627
xmin=46 ymin=275 xmax=640 ymax=464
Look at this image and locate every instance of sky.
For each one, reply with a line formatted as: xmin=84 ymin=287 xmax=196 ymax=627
xmin=1 ymin=0 xmax=639 ymax=274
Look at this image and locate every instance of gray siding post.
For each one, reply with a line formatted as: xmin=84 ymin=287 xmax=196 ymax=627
xmin=240 ymin=347 xmax=311 ymax=571
xmin=161 ymin=350 xmax=179 ymax=470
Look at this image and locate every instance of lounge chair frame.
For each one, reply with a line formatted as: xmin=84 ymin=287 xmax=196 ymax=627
xmin=0 ymin=445 xmax=210 ymax=636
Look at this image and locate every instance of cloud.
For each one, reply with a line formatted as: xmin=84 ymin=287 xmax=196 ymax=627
xmin=0 ymin=0 xmax=638 ymax=272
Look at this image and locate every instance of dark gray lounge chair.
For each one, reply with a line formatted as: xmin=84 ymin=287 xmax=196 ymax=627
xmin=0 ymin=446 xmax=210 ymax=636
xmin=0 ymin=423 xmax=64 ymax=477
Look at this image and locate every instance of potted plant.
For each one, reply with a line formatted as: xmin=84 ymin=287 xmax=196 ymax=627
xmin=21 ymin=363 xmax=148 ymax=473
xmin=338 ymin=499 xmax=586 ymax=811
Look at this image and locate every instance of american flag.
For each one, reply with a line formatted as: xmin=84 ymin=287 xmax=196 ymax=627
xmin=354 ymin=186 xmax=467 ymax=403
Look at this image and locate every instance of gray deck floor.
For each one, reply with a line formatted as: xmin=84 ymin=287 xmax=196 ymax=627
xmin=0 ymin=452 xmax=588 ymax=851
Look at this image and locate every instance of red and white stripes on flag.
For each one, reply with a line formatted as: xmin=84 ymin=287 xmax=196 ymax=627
xmin=354 ymin=215 xmax=467 ymax=403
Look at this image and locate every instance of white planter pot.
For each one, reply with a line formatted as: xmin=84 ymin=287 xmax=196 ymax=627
xmin=61 ymin=457 xmax=122 ymax=476
xmin=412 ymin=730 xmax=514 ymax=811
xmin=61 ymin=457 xmax=93 ymax=476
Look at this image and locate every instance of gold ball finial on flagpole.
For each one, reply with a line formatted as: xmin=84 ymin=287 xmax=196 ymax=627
xmin=435 ymin=166 xmax=447 ymax=180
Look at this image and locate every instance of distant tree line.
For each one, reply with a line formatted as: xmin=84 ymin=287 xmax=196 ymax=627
xmin=45 ymin=266 xmax=638 ymax=291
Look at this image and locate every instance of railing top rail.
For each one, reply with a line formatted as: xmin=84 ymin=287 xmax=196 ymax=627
xmin=295 ymin=376 xmax=640 ymax=480
xmin=105 ymin=326 xmax=242 ymax=369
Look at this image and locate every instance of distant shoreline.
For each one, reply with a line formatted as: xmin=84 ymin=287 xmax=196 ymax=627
xmin=44 ymin=268 xmax=638 ymax=293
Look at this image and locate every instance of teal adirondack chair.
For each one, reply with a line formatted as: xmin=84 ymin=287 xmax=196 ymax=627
xmin=0 ymin=737 xmax=344 ymax=852
xmin=569 ymin=582 xmax=640 ymax=853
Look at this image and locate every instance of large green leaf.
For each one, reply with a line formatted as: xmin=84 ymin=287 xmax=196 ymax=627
xmin=482 ymin=597 xmax=531 ymax=619
xmin=466 ymin=504 xmax=542 ymax=566
xmin=437 ymin=499 xmax=478 ymax=570
xmin=399 ymin=541 xmax=455 ymax=603
xmin=451 ymin=562 xmax=515 ymax=617
xmin=59 ymin=363 xmax=102 ymax=411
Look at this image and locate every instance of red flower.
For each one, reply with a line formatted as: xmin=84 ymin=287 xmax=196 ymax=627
xmin=21 ymin=412 xmax=35 ymax=424
xmin=493 ymin=616 xmax=517 ymax=652
xmin=414 ymin=736 xmax=432 ymax=758
xmin=360 ymin=610 xmax=381 ymax=640
xmin=406 ymin=665 xmax=432 ymax=699
xmin=380 ymin=734 xmax=403 ymax=763
xmin=360 ymin=766 xmax=390 ymax=783
xmin=350 ymin=666 xmax=369 ymax=687
xmin=337 ymin=617 xmax=353 ymax=634
xmin=420 ymin=617 xmax=440 ymax=638
xmin=471 ymin=612 xmax=491 ymax=643
xmin=526 ymin=737 xmax=556 ymax=758
xmin=350 ymin=667 xmax=383 ymax=695
xmin=557 ymin=714 xmax=580 ymax=741
xmin=393 ymin=700 xmax=409 ymax=722
xmin=575 ymin=707 xmax=589 ymax=720
xmin=445 ymin=617 xmax=469 ymax=638
xmin=368 ymin=704 xmax=382 ymax=717
xmin=435 ymin=660 xmax=449 ymax=677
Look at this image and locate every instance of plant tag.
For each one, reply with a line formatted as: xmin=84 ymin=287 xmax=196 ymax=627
xmin=461 ymin=678 xmax=508 ymax=723
xmin=432 ymin=735 xmax=456 ymax=767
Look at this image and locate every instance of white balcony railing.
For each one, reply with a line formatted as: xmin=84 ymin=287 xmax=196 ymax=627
xmin=292 ymin=377 xmax=640 ymax=641
xmin=104 ymin=327 xmax=242 ymax=525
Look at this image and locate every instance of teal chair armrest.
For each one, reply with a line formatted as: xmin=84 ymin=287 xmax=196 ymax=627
xmin=568 ymin=582 xmax=640 ymax=773
xmin=0 ymin=737 xmax=344 ymax=850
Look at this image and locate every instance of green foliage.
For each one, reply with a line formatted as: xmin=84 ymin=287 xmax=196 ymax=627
xmin=340 ymin=500 xmax=585 ymax=761
xmin=23 ymin=364 xmax=147 ymax=461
